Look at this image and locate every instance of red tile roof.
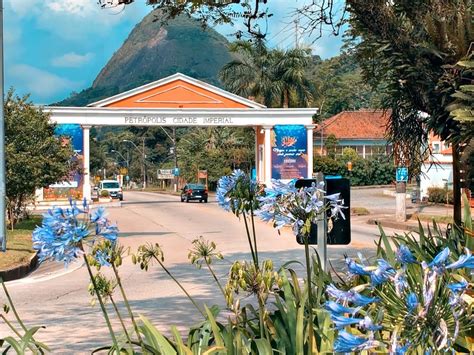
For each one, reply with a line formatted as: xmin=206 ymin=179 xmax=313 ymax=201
xmin=317 ymin=110 xmax=390 ymax=140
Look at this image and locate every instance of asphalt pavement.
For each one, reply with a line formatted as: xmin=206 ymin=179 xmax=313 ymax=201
xmin=1 ymin=190 xmax=406 ymax=354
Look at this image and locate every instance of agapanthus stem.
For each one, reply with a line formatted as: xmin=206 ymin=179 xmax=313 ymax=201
xmin=249 ymin=204 xmax=259 ymax=266
xmin=1 ymin=278 xmax=28 ymax=333
xmin=205 ymin=260 xmax=225 ymax=297
xmin=0 ymin=314 xmax=21 ymax=337
xmin=0 ymin=315 xmax=40 ymax=354
xmin=303 ymin=234 xmax=314 ymax=354
xmin=111 ymin=263 xmax=144 ymax=349
xmin=153 ymin=256 xmax=205 ymax=318
xmin=110 ymin=295 xmax=133 ymax=348
xmin=242 ymin=211 xmax=258 ymax=268
xmin=83 ymin=255 xmax=120 ymax=354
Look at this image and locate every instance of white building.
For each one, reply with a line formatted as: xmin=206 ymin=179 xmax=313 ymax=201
xmin=419 ymin=134 xmax=453 ymax=200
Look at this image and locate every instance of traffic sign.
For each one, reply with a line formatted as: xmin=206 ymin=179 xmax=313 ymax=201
xmin=396 ymin=167 xmax=408 ymax=182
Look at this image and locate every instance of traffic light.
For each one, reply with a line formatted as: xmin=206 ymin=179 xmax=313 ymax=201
xmin=295 ymin=177 xmax=351 ymax=245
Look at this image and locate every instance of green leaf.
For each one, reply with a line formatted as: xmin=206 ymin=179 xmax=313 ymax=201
xmin=253 ymin=338 xmax=273 ymax=354
xmin=204 ymin=305 xmax=225 ymax=349
xmin=139 ymin=315 xmax=176 ymax=354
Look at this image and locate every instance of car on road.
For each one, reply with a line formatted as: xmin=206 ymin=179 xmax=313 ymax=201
xmin=180 ymin=183 xmax=208 ymax=203
xmin=97 ymin=180 xmax=123 ymax=201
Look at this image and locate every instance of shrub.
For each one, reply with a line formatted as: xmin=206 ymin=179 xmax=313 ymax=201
xmin=427 ymin=187 xmax=453 ymax=204
xmin=100 ymin=190 xmax=110 ymax=198
xmin=314 ymin=154 xmax=394 ymax=186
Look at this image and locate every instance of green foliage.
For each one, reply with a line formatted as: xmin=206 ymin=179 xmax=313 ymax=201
xmin=314 ymin=152 xmax=395 ymax=186
xmin=5 ymin=89 xmax=73 ymax=228
xmin=100 ymin=190 xmax=110 ymax=198
xmin=427 ymin=187 xmax=454 ymax=205
xmin=177 ymin=127 xmax=254 ymax=188
xmin=308 ymin=53 xmax=384 ymax=118
xmin=347 ymin=0 xmax=472 ymax=170
xmin=220 ymin=41 xmax=313 ymax=108
xmin=447 ymin=55 xmax=474 ymax=141
xmin=323 ymin=134 xmax=338 ymax=158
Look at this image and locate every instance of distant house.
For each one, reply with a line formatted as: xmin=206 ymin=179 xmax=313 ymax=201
xmin=315 ymin=109 xmax=391 ymax=158
xmin=419 ymin=133 xmax=453 ymax=200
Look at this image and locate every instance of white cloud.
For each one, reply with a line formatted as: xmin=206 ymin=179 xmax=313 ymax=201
xmin=8 ymin=64 xmax=83 ymax=100
xmin=7 ymin=0 xmax=41 ymax=18
xmin=6 ymin=0 xmax=148 ymax=40
xmin=52 ymin=52 xmax=94 ymax=68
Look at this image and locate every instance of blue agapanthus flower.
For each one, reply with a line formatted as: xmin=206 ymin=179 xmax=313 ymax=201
xmin=446 ymin=249 xmax=474 ymax=270
xmin=396 ymin=244 xmax=417 ymax=265
xmin=427 ymin=247 xmax=450 ymax=268
xmin=345 ymin=256 xmax=371 ymax=276
xmin=333 ymin=330 xmax=382 ymax=352
xmin=447 ymin=278 xmax=468 ymax=293
xmin=216 ymin=170 xmax=258 ymax=214
xmin=94 ymin=249 xmax=112 ymax=267
xmin=327 ymin=284 xmax=380 ymax=306
xmin=330 ymin=314 xmax=364 ymax=329
xmin=370 ymin=259 xmax=395 ymax=286
xmin=256 ymin=179 xmax=344 ymax=237
xmin=33 ymin=200 xmax=119 ymax=266
xmin=324 ymin=301 xmax=360 ymax=315
xmin=331 ymin=314 xmax=382 ymax=331
xmin=406 ymin=293 xmax=419 ymax=313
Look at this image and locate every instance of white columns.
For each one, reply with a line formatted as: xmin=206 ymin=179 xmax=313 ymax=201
xmin=263 ymin=125 xmax=273 ymax=186
xmin=82 ymin=125 xmax=92 ymax=201
xmin=306 ymin=125 xmax=315 ymax=179
xmin=254 ymin=126 xmax=258 ymax=180
xmin=362 ymin=144 xmax=366 ymax=159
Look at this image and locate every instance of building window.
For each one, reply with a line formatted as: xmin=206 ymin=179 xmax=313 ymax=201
xmin=432 ymin=142 xmax=441 ymax=153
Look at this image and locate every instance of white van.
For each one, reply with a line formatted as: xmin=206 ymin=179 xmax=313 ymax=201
xmin=98 ymin=180 xmax=123 ymax=201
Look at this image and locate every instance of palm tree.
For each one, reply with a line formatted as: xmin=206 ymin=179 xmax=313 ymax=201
xmin=272 ymin=47 xmax=313 ymax=108
xmin=219 ymin=40 xmax=276 ymax=106
xmin=220 ymin=41 xmax=314 ymax=108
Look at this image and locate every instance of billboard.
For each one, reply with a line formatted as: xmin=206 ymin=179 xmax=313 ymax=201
xmin=43 ymin=124 xmax=84 ymax=200
xmin=271 ymin=125 xmax=308 ymax=180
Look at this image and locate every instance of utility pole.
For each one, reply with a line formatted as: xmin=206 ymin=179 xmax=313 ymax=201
xmin=0 ymin=0 xmax=6 ymax=252
xmin=294 ymin=15 xmax=299 ymax=49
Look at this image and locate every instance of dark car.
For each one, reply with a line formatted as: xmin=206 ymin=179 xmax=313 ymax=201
xmin=180 ymin=184 xmax=208 ymax=203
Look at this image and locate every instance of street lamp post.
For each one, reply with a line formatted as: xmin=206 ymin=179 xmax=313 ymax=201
xmin=111 ymin=149 xmax=129 ymax=188
xmin=123 ymin=139 xmax=147 ymax=189
xmin=159 ymin=127 xmax=178 ymax=192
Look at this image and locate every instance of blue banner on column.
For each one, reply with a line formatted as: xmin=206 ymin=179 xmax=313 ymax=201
xmin=55 ymin=124 xmax=83 ymax=153
xmin=44 ymin=124 xmax=84 ymax=199
xmin=272 ymin=125 xmax=308 ymax=180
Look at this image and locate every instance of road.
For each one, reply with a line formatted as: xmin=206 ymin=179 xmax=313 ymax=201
xmin=0 ymin=191 xmax=404 ymax=354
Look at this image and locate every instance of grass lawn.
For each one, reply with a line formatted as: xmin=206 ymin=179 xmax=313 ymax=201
xmin=409 ymin=213 xmax=453 ymax=224
xmin=0 ymin=216 xmax=42 ymax=271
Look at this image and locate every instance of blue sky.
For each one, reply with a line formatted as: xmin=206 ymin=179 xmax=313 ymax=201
xmin=4 ymin=0 xmax=344 ymax=104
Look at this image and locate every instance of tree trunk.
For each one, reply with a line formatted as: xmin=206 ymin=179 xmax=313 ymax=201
xmin=452 ymin=142 xmax=462 ymax=226
xmin=283 ymin=89 xmax=289 ymax=108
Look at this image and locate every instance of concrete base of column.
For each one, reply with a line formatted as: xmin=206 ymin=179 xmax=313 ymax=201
xmin=395 ymin=182 xmax=406 ymax=222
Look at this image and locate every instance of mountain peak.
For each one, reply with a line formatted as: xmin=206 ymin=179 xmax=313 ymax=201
xmin=57 ymin=10 xmax=233 ymax=106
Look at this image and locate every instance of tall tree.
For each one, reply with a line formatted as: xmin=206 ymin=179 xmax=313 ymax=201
xmin=220 ymin=41 xmax=313 ymax=107
xmin=5 ymin=90 xmax=73 ymax=229
xmin=272 ymin=47 xmax=313 ymax=108
xmin=219 ymin=40 xmax=276 ymax=106
xmin=346 ymin=0 xmax=473 ymax=224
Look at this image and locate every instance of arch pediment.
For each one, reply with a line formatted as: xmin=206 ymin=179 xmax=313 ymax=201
xmin=88 ymin=73 xmax=265 ymax=109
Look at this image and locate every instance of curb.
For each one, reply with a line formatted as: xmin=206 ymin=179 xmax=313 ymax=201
xmin=367 ymin=218 xmax=419 ymax=232
xmin=0 ymin=252 xmax=39 ymax=282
